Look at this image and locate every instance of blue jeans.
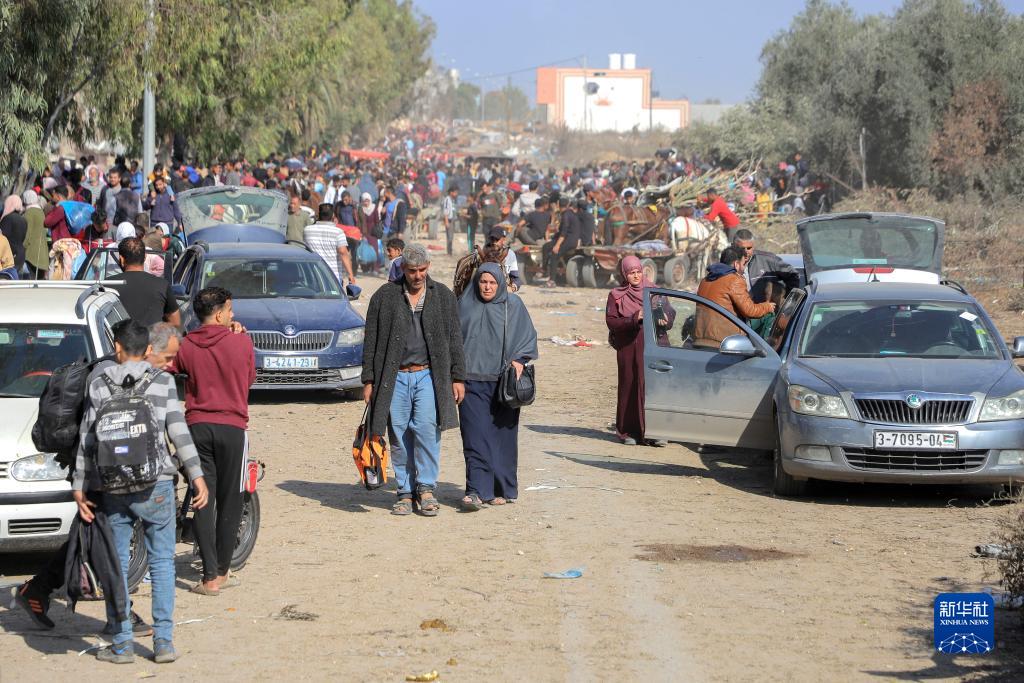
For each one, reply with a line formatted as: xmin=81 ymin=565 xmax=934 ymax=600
xmin=389 ymin=369 xmax=441 ymax=497
xmin=105 ymin=480 xmax=176 ymax=646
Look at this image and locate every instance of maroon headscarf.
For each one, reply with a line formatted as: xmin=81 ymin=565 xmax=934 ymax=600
xmin=610 ymin=255 xmax=654 ymax=317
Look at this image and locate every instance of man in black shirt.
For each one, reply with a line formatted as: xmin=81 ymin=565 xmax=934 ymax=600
xmin=515 ymin=197 xmax=551 ymax=245
xmin=543 ymin=197 xmax=581 ymax=286
xmin=110 ymin=238 xmax=180 ymax=327
xmin=577 ymin=198 xmax=596 ymax=247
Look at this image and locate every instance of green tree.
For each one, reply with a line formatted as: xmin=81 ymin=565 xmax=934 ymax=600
xmin=483 ymin=85 xmax=530 ymax=123
xmin=453 ymin=82 xmax=481 ymax=120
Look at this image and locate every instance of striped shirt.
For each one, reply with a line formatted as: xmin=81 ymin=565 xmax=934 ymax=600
xmin=304 ymin=221 xmax=347 ymax=282
xmin=73 ymin=360 xmax=203 ymax=492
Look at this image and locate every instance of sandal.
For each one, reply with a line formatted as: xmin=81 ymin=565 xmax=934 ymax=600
xmin=459 ymin=493 xmax=484 ymax=512
xmin=190 ymin=583 xmax=220 ymax=597
xmin=415 ymin=493 xmax=440 ymax=517
xmin=391 ymin=499 xmax=413 ymax=516
xmin=486 ymin=497 xmax=507 ymax=506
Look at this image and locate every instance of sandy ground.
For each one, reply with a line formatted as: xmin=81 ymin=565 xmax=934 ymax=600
xmin=2 ymin=234 xmax=1024 ymax=682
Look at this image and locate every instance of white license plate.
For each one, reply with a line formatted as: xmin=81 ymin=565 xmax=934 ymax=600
xmin=873 ymin=431 xmax=957 ymax=450
xmin=263 ymin=356 xmax=319 ymax=369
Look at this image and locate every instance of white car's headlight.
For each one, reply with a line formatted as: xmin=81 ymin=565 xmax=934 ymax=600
xmin=980 ymin=389 xmax=1024 ymax=421
xmin=788 ymin=385 xmax=850 ymax=418
xmin=336 ymin=327 xmax=365 ymax=347
xmin=10 ymin=453 xmax=66 ymax=482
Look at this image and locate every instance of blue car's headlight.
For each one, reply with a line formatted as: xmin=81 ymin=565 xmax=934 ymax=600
xmin=336 ymin=328 xmax=365 ymax=347
xmin=788 ymin=385 xmax=850 ymax=419
xmin=10 ymin=453 xmax=66 ymax=482
xmin=980 ymin=389 xmax=1024 ymax=421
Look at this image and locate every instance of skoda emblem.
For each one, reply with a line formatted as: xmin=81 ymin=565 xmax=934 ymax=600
xmin=283 ymin=325 xmax=296 ymax=336
xmin=906 ymin=394 xmax=923 ymax=409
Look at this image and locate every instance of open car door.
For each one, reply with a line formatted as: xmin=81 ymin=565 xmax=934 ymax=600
xmin=642 ymin=288 xmax=782 ymax=448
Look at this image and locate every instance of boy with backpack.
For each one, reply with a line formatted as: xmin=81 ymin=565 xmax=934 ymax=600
xmin=72 ymin=320 xmax=209 ymax=664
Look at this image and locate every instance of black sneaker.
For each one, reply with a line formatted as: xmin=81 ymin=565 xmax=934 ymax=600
xmin=13 ymin=582 xmax=54 ymax=629
xmin=102 ymin=610 xmax=153 ymax=637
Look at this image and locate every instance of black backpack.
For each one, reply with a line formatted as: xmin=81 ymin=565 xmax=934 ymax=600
xmin=93 ymin=371 xmax=164 ymax=494
xmin=32 ymin=356 xmax=112 ymax=469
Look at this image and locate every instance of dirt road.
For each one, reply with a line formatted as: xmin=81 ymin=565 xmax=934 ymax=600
xmin=2 ymin=239 xmax=1023 ymax=681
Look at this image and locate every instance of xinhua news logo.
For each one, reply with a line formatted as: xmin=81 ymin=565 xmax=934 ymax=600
xmin=934 ymin=593 xmax=995 ymax=654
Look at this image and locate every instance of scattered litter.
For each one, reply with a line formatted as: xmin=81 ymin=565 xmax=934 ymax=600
xmin=176 ymin=615 xmax=214 ymax=626
xmin=547 ymin=311 xmax=577 ymax=316
xmin=378 ymin=649 xmax=407 ymax=657
xmin=427 ymin=245 xmax=446 ymax=251
xmin=406 ymin=671 xmax=440 ymax=682
xmin=274 ymin=604 xmax=318 ymax=621
xmin=526 ymin=482 xmax=623 ymax=494
xmin=973 ymin=543 xmax=1012 ymax=559
xmin=447 ymin=657 xmax=458 ymax=666
xmin=592 ymin=307 xmax=604 ymax=311
xmin=549 ymin=335 xmax=599 ymax=347
xmin=78 ymin=638 xmax=110 ymax=656
xmin=544 ymin=567 xmax=584 ymax=579
xmin=525 ymin=485 xmax=558 ymax=491
xmin=420 ymin=618 xmax=454 ymax=632
xmin=136 ymin=673 xmax=157 ymax=679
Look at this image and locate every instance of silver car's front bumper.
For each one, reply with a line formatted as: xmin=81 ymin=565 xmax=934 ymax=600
xmin=778 ymin=411 xmax=1024 ymax=484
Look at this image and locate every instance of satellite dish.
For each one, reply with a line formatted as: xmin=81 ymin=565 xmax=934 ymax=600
xmin=584 ymin=82 xmax=599 ymax=95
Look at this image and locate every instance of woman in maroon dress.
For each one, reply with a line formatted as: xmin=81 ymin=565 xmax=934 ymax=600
xmin=606 ymin=256 xmax=655 ymax=445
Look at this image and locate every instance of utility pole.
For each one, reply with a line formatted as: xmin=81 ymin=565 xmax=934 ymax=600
xmin=859 ymin=127 xmax=867 ymax=190
xmin=505 ymin=75 xmax=512 ymax=138
xmin=582 ymin=55 xmax=588 ymax=131
xmin=142 ymin=0 xmax=155 ymax=184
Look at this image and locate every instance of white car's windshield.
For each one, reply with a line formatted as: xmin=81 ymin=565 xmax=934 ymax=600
xmin=0 ymin=325 xmax=91 ymax=397
xmin=201 ymin=258 xmax=342 ymax=299
xmin=799 ymin=301 xmax=1001 ymax=359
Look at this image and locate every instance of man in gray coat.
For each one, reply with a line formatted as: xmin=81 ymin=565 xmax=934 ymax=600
xmin=732 ymin=228 xmax=797 ymax=299
xmin=362 ymin=243 xmax=466 ymax=517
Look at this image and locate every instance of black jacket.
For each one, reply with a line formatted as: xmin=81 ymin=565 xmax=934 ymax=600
xmin=557 ymin=210 xmax=581 ymax=254
xmin=361 ymin=277 xmax=466 ymax=437
xmin=64 ymin=509 xmax=128 ymax=623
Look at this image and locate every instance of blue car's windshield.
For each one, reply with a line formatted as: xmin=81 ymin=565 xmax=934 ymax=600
xmin=799 ymin=301 xmax=1001 ymax=359
xmin=200 ymin=258 xmax=342 ymax=299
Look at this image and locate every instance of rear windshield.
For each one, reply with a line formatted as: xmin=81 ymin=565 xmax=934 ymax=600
xmin=0 ymin=325 xmax=91 ymax=397
xmin=799 ymin=301 xmax=1001 ymax=359
xmin=200 ymin=258 xmax=342 ymax=299
xmin=180 ymin=189 xmax=287 ymax=235
xmin=802 ymin=216 xmax=939 ymax=270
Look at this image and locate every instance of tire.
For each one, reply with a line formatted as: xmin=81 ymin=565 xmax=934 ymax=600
xmin=772 ymin=420 xmax=808 ymax=497
xmin=581 ymin=259 xmax=611 ymax=288
xmin=230 ymin=491 xmax=261 ymax=571
xmin=126 ymin=521 xmax=149 ymax=594
xmin=663 ymin=255 xmax=691 ymax=290
xmin=565 ymin=255 xmax=584 ymax=288
xmin=640 ymin=258 xmax=659 ymax=285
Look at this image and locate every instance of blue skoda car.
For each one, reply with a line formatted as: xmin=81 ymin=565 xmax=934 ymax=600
xmin=172 ymin=242 xmax=364 ymax=391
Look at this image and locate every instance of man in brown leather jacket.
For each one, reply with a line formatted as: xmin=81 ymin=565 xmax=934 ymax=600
xmin=694 ymin=246 xmax=776 ymax=348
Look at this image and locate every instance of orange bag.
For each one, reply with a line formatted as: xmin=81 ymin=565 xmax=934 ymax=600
xmin=352 ymin=407 xmax=388 ymax=490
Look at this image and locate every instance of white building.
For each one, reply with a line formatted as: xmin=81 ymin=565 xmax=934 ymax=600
xmin=536 ymin=53 xmax=689 ymax=132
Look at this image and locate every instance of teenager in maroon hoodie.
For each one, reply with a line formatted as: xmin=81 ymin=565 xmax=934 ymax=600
xmin=171 ymin=286 xmax=256 ymax=595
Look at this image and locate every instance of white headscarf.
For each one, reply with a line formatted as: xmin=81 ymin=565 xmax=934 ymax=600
xmin=115 ymin=222 xmax=137 ymax=244
xmin=155 ymin=221 xmax=170 ymax=236
xmin=22 ymin=189 xmax=40 ymax=208
xmin=360 ymin=192 xmax=374 ymax=216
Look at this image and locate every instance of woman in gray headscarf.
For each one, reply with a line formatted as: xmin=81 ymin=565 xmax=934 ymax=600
xmin=21 ymin=190 xmax=48 ymax=278
xmin=457 ymin=262 xmax=538 ymax=510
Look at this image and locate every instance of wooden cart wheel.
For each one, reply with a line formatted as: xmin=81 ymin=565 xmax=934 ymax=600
xmin=663 ymin=255 xmax=691 ymax=290
xmin=640 ymin=258 xmax=659 ymax=285
xmin=581 ymin=259 xmax=611 ymax=288
xmin=565 ymin=255 xmax=585 ymax=288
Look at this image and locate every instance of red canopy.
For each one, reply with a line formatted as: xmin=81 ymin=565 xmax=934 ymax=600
xmin=340 ymin=148 xmax=390 ymax=161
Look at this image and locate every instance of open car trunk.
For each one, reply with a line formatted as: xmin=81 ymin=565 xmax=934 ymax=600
xmin=177 ymin=186 xmax=289 ymax=244
xmin=796 ymin=213 xmax=944 ymax=285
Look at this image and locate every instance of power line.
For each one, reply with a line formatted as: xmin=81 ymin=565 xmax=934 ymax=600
xmin=459 ymin=55 xmax=585 ymax=82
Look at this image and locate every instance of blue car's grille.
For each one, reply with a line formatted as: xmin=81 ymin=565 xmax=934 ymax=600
xmin=855 ymin=398 xmax=973 ymax=425
xmin=844 ymin=448 xmax=987 ymax=472
xmin=254 ymin=368 xmax=344 ymax=386
xmin=250 ymin=331 xmax=333 ymax=352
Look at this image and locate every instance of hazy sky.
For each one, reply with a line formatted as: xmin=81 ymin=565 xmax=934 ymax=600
xmin=413 ymin=0 xmax=1024 ymax=104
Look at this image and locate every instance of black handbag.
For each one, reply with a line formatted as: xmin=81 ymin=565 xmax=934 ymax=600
xmin=498 ymin=301 xmax=536 ymax=408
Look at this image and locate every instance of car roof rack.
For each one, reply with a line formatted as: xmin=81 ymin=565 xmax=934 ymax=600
xmin=74 ymin=283 xmax=106 ymax=319
xmin=940 ymin=279 xmax=969 ymax=295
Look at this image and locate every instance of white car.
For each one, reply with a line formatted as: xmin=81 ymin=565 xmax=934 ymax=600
xmin=0 ymin=282 xmax=127 ymax=552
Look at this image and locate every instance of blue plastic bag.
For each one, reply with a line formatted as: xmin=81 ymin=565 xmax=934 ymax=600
xmin=60 ymin=200 xmax=94 ymax=235
xmin=356 ymin=239 xmax=377 ymax=265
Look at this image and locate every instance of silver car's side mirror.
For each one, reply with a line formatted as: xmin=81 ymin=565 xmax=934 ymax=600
xmin=720 ymin=334 xmax=759 ymax=357
xmin=1012 ymin=336 xmax=1024 ymax=358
